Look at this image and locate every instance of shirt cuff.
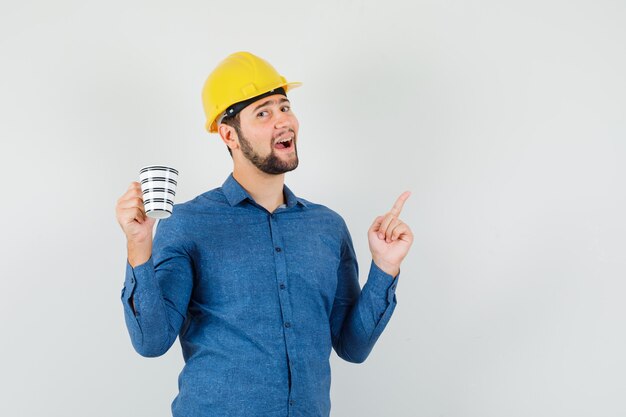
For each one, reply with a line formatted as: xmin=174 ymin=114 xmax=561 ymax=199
xmin=122 ymin=256 xmax=156 ymax=319
xmin=124 ymin=256 xmax=154 ymax=292
xmin=367 ymin=259 xmax=400 ymax=304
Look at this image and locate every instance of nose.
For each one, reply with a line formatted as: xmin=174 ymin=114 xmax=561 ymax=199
xmin=274 ymin=108 xmax=294 ymax=130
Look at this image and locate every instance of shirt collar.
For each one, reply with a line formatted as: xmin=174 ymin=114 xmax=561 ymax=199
xmin=221 ymin=173 xmax=308 ymax=209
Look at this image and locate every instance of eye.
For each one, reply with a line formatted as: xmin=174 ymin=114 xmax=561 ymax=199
xmin=281 ymin=105 xmax=291 ymax=112
xmin=257 ymin=110 xmax=269 ymax=118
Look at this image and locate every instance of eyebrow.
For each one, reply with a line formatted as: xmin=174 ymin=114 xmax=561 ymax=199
xmin=252 ymin=97 xmax=290 ymax=113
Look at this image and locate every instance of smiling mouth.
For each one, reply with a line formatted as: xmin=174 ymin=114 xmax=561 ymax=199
xmin=274 ymin=137 xmax=294 ymax=150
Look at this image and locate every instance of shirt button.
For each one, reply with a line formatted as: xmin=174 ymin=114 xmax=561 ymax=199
xmin=275 ymin=247 xmax=282 ymax=252
xmin=284 ymin=322 xmax=291 ymax=328
xmin=280 ymin=283 xmax=286 ymax=290
xmin=130 ymin=277 xmax=135 ymax=284
xmin=289 ymin=400 xmax=295 ymax=406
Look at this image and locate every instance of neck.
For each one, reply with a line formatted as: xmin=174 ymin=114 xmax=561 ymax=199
xmin=232 ymin=163 xmax=285 ymax=213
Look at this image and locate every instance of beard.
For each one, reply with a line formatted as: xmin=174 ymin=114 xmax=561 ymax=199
xmin=236 ymin=127 xmax=299 ymax=175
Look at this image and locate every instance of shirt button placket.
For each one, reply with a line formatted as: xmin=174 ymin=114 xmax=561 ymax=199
xmin=268 ymin=213 xmax=297 ymax=405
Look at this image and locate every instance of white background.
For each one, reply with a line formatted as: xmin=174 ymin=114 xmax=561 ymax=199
xmin=1 ymin=1 xmax=625 ymax=416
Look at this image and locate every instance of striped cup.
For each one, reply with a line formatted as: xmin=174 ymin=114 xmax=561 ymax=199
xmin=139 ymin=165 xmax=179 ymax=219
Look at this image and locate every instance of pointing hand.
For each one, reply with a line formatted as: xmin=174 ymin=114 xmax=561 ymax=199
xmin=367 ymin=191 xmax=414 ymax=278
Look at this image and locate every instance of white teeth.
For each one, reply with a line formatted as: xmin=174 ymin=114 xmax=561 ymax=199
xmin=276 ymin=136 xmax=293 ymax=144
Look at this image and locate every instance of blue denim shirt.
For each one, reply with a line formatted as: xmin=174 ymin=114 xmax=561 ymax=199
xmin=121 ymin=173 xmax=400 ymax=417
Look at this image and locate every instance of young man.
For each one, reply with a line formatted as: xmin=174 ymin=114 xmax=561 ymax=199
xmin=115 ymin=51 xmax=413 ymax=417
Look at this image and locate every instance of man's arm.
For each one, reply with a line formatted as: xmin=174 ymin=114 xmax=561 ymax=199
xmin=120 ymin=216 xmax=194 ymax=358
xmin=116 ymin=181 xmax=193 ymax=358
xmin=329 ymin=226 xmax=400 ymax=364
xmin=329 ymin=192 xmax=413 ymax=363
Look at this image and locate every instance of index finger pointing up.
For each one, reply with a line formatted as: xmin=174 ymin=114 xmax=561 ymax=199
xmin=390 ymin=191 xmax=411 ymax=216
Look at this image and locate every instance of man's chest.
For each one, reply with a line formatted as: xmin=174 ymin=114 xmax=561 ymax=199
xmin=187 ymin=215 xmax=343 ymax=314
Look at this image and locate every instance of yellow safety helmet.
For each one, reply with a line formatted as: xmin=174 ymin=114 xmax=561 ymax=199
xmin=201 ymin=51 xmax=302 ymax=133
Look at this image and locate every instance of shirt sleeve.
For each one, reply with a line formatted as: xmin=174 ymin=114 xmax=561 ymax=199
xmin=329 ymin=219 xmax=399 ymax=363
xmin=120 ymin=214 xmax=194 ymax=357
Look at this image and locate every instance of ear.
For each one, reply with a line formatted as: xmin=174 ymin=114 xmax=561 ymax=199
xmin=218 ymin=123 xmax=238 ymax=151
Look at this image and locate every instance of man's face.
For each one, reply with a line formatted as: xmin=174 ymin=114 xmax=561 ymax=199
xmin=233 ymin=94 xmax=300 ymax=175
